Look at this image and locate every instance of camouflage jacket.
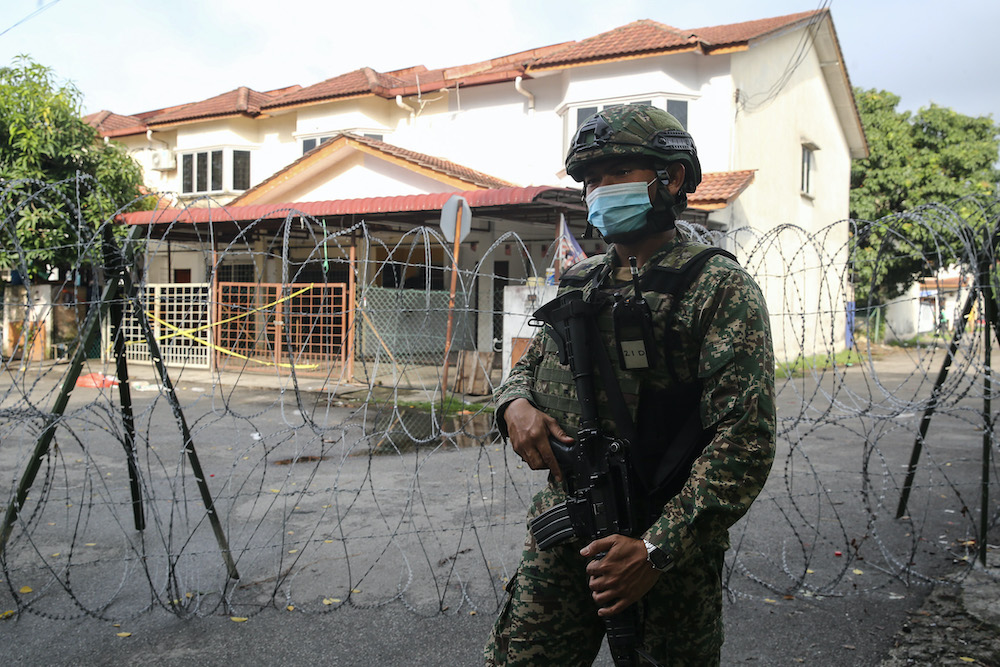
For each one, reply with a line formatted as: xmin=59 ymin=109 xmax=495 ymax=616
xmin=495 ymin=235 xmax=776 ymax=569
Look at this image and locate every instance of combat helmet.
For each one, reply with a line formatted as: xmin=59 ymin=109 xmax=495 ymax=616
xmin=566 ymin=104 xmax=702 ymax=234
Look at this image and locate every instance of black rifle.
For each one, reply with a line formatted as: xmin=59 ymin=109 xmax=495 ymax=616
xmin=528 ymin=290 xmax=659 ymax=667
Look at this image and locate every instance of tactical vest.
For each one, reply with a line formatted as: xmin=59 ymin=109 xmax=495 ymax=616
xmin=530 ymin=242 xmax=738 ymax=517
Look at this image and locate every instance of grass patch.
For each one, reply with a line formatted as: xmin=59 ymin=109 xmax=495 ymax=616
xmin=775 ymin=348 xmax=865 ymax=379
xmin=887 ymin=331 xmax=951 ymax=348
xmin=399 ymin=396 xmax=495 ymax=416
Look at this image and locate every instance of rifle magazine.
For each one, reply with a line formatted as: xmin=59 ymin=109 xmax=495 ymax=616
xmin=529 ymin=502 xmax=576 ymax=550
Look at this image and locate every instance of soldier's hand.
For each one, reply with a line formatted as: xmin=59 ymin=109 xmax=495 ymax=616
xmin=503 ymin=398 xmax=571 ymax=482
xmin=580 ymin=535 xmax=659 ymax=617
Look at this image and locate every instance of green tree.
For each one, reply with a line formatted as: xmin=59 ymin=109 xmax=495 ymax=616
xmin=0 ymin=56 xmax=149 ymax=277
xmin=850 ymin=89 xmax=1000 ymax=303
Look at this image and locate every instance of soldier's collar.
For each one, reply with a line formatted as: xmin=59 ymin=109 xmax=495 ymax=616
xmin=645 ymin=236 xmax=685 ymax=265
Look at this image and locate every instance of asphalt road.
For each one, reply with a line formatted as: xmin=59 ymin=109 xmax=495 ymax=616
xmin=1 ymin=350 xmax=998 ymax=666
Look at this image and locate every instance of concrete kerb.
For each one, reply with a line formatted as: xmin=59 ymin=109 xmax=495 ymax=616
xmin=960 ymin=550 xmax=1000 ymax=629
xmin=104 ymin=361 xmax=495 ymax=410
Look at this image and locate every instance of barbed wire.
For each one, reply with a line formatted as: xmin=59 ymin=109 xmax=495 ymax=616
xmin=0 ymin=177 xmax=997 ymax=625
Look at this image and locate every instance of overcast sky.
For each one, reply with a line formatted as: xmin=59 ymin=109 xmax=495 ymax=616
xmin=2 ymin=0 xmax=997 ymax=121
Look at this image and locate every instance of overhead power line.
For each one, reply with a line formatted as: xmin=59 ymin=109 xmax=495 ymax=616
xmin=0 ymin=0 xmax=64 ymax=40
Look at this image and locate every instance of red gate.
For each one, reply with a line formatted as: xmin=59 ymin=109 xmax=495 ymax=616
xmin=214 ymin=282 xmax=348 ymax=376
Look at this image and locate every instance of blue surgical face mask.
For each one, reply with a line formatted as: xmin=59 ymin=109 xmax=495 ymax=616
xmin=585 ymin=180 xmax=655 ymax=238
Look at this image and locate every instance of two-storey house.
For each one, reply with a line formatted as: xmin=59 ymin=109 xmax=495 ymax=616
xmin=87 ymin=8 xmax=866 ymax=373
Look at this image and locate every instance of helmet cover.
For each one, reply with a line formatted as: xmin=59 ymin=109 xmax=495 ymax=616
xmin=566 ymin=104 xmax=702 ymax=192
xmin=567 ymin=104 xmax=703 ymax=238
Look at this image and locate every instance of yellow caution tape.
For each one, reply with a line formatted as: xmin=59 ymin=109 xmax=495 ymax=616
xmin=114 ymin=284 xmax=323 ymax=370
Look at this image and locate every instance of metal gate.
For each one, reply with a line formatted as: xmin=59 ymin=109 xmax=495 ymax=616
xmin=119 ymin=283 xmax=212 ymax=369
xmin=214 ymin=282 xmax=348 ymax=375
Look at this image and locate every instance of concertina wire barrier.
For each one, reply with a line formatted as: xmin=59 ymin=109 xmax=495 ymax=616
xmin=0 ymin=176 xmax=997 ymax=623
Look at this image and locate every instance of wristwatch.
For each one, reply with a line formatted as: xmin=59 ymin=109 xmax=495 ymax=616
xmin=642 ymin=539 xmax=673 ymax=572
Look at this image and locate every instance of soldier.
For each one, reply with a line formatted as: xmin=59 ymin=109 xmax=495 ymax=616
xmin=485 ymin=104 xmax=776 ymax=666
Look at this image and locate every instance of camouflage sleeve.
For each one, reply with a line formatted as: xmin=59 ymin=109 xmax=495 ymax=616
xmin=642 ymin=263 xmax=776 ymax=570
xmin=493 ymin=329 xmax=547 ymax=438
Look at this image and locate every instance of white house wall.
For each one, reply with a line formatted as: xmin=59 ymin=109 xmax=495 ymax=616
xmin=251 ymin=114 xmax=299 ymax=194
xmin=731 ymin=27 xmax=852 ymax=361
xmin=266 ymin=153 xmax=465 ymax=203
xmin=143 ymin=241 xmax=208 ymax=284
xmin=116 ymin=130 xmax=178 ymax=199
xmin=390 ymin=54 xmax=740 ymax=190
xmin=557 ymin=53 xmax=735 ymax=176
xmin=295 ymin=97 xmax=397 ymax=137
xmin=731 ymin=28 xmax=852 ymax=233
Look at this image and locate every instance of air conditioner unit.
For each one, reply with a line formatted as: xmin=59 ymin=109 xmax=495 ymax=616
xmin=150 ymin=149 xmax=176 ymax=171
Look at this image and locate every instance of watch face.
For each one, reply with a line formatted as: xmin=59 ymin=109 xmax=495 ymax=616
xmin=647 ymin=546 xmax=671 ymax=571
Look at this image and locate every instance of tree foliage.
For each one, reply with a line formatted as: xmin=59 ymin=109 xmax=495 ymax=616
xmin=0 ymin=56 xmax=149 ymax=277
xmin=850 ymin=88 xmax=1000 ymax=303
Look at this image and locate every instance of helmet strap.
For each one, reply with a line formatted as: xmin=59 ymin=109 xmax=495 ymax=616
xmin=645 ymin=185 xmax=679 ymax=232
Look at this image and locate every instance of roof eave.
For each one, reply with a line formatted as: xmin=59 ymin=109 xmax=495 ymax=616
xmin=121 ymin=186 xmax=583 ymax=228
xmin=100 ymin=126 xmax=149 ymax=139
xmin=262 ymin=90 xmax=377 ymax=113
xmin=146 ymin=110 xmax=263 ymax=129
xmin=812 ymin=14 xmax=869 ymax=159
xmin=701 ymin=43 xmax=750 ymax=55
xmin=527 ymin=44 xmax=701 ymax=73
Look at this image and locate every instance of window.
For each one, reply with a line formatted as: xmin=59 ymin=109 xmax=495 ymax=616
xmin=195 ymin=152 xmax=209 ymax=192
xmin=801 ymin=144 xmax=817 ymax=196
xmin=667 ymin=100 xmax=688 ymax=130
xmin=180 ymin=149 xmax=252 ymax=194
xmin=233 ymin=150 xmax=250 ymax=191
xmin=182 ymin=154 xmax=193 ymax=193
xmin=303 ymin=133 xmax=384 ymax=154
xmin=302 ymin=136 xmax=332 ymax=154
xmin=211 ymin=150 xmax=223 ymax=191
xmin=217 ymin=263 xmax=255 ymax=283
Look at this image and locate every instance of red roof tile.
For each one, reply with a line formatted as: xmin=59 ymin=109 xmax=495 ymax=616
xmin=123 ymin=186 xmax=579 ymax=226
xmin=919 ymin=276 xmax=968 ymax=291
xmin=89 ymin=11 xmax=828 ymax=130
xmin=530 ymin=20 xmax=698 ymax=68
xmin=690 ymin=10 xmax=825 ymax=50
xmin=261 ymin=44 xmax=573 ymax=111
xmin=688 ymin=170 xmax=756 ymax=210
xmin=125 ymin=169 xmax=753 ymax=228
xmin=529 ymin=10 xmax=826 ymax=69
xmin=83 ymin=110 xmax=147 ymax=137
xmin=147 ymin=86 xmax=280 ymax=125
xmin=265 ymin=68 xmax=409 ymax=108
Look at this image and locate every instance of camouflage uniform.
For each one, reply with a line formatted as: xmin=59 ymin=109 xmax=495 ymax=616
xmin=485 ymin=234 xmax=776 ymax=665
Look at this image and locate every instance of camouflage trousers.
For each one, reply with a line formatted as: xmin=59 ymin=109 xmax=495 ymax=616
xmin=484 ymin=484 xmax=724 ymax=666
